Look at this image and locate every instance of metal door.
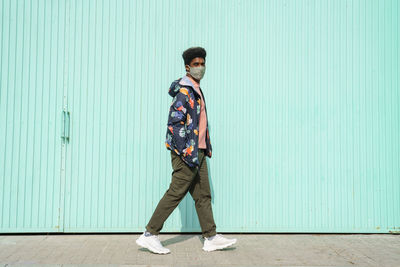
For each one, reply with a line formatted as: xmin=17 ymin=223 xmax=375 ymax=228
xmin=0 ymin=0 xmax=67 ymax=232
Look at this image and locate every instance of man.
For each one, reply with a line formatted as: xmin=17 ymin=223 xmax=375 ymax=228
xmin=136 ymin=47 xmax=237 ymax=254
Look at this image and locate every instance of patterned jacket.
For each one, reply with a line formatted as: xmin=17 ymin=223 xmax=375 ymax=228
xmin=165 ymin=75 xmax=212 ymax=168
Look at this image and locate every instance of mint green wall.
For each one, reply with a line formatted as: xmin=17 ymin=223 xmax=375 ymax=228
xmin=1 ymin=0 xmax=399 ymax=233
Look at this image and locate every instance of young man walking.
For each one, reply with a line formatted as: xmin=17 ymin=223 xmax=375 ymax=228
xmin=136 ymin=47 xmax=237 ymax=254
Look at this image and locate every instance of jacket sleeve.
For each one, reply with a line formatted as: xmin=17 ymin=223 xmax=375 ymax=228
xmin=167 ymin=91 xmax=188 ymax=155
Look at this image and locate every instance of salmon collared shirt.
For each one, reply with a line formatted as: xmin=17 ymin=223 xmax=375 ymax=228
xmin=187 ymin=75 xmax=207 ymax=149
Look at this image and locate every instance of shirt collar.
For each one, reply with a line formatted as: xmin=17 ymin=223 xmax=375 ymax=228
xmin=179 ymin=75 xmax=199 ymax=89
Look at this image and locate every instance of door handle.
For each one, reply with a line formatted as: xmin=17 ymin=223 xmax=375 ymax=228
xmin=61 ymin=110 xmax=70 ymax=143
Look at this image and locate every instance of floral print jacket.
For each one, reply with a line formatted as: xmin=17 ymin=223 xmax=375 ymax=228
xmin=165 ymin=75 xmax=212 ymax=168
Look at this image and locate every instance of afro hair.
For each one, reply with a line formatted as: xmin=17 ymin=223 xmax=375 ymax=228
xmin=182 ymin=47 xmax=207 ymax=66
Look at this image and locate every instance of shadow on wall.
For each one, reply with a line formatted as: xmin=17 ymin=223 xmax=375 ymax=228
xmin=178 ymin=157 xmax=215 ymax=235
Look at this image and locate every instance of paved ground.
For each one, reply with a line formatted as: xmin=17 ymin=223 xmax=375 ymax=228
xmin=0 ymin=233 xmax=399 ymax=266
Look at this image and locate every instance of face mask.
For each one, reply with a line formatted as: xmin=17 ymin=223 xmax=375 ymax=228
xmin=188 ymin=66 xmax=206 ymax=80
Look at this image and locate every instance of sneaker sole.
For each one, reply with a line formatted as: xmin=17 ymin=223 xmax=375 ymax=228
xmin=136 ymin=237 xmax=171 ymax=254
xmin=202 ymin=239 xmax=237 ymax=252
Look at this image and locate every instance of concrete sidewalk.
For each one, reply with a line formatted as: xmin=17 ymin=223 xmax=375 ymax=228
xmin=0 ymin=233 xmax=399 ymax=266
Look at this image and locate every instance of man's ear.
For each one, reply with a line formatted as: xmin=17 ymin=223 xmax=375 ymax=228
xmin=185 ymin=64 xmax=190 ymax=72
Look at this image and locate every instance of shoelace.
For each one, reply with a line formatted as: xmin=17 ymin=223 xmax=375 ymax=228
xmin=149 ymin=235 xmax=164 ymax=247
xmin=206 ymin=234 xmax=221 ymax=241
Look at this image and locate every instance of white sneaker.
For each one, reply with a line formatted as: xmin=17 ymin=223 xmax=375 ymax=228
xmin=202 ymin=233 xmax=237 ymax=252
xmin=136 ymin=231 xmax=171 ymax=254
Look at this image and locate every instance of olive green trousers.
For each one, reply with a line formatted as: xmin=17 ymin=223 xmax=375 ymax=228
xmin=145 ymin=148 xmax=217 ymax=238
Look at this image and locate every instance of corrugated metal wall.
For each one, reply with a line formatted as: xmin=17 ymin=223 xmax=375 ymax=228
xmin=1 ymin=0 xmax=399 ymax=233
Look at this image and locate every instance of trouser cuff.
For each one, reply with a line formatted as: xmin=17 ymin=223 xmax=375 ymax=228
xmin=145 ymin=225 xmax=159 ymax=236
xmin=202 ymin=228 xmax=217 ymax=238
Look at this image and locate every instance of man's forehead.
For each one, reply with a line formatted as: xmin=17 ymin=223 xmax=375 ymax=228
xmin=191 ymin=57 xmax=205 ymax=63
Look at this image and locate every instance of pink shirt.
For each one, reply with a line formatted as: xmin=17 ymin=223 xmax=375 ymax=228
xmin=188 ymin=75 xmax=207 ymax=149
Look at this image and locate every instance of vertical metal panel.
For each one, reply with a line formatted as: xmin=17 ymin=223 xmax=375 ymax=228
xmin=0 ymin=0 xmax=65 ymax=232
xmin=1 ymin=0 xmax=399 ymax=233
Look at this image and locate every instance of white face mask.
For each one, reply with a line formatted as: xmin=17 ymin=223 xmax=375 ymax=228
xmin=188 ymin=65 xmax=206 ymax=80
